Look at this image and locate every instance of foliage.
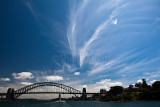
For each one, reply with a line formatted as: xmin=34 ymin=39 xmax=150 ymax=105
xmin=152 ymin=81 xmax=160 ymax=90
xmin=109 ymin=86 xmax=123 ymax=95
xmin=103 ymin=79 xmax=160 ymax=101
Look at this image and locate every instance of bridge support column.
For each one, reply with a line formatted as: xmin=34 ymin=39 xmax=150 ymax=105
xmin=81 ymin=88 xmax=87 ymax=100
xmin=6 ymin=88 xmax=15 ymax=101
xmin=59 ymin=94 xmax=61 ymax=101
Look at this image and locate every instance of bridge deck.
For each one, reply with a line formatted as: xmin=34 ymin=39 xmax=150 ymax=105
xmin=0 ymin=93 xmax=6 ymax=96
xmin=1 ymin=92 xmax=100 ymax=95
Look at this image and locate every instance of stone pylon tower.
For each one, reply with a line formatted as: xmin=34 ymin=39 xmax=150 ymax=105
xmin=6 ymin=88 xmax=15 ymax=100
xmin=81 ymin=88 xmax=87 ymax=100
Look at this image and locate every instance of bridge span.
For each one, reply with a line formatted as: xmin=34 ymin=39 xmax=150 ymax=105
xmin=0 ymin=82 xmax=100 ymax=100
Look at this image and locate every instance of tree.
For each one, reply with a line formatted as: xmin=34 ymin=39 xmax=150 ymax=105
xmin=135 ymin=79 xmax=148 ymax=88
xmin=129 ymin=84 xmax=133 ymax=89
xmin=142 ymin=79 xmax=148 ymax=88
xmin=135 ymin=82 xmax=142 ymax=87
xmin=152 ymin=81 xmax=160 ymax=90
xmin=109 ymin=86 xmax=124 ymax=95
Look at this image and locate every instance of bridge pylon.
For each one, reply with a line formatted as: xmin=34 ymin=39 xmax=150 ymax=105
xmin=6 ymin=88 xmax=15 ymax=100
xmin=59 ymin=94 xmax=61 ymax=101
xmin=81 ymin=88 xmax=87 ymax=100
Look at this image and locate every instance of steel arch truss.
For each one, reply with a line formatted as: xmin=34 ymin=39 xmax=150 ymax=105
xmin=14 ymin=82 xmax=81 ymax=99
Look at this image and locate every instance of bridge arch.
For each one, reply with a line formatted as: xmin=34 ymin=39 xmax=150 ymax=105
xmin=13 ymin=82 xmax=81 ymax=99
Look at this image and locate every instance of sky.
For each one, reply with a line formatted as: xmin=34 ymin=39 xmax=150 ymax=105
xmin=0 ymin=0 xmax=160 ymax=98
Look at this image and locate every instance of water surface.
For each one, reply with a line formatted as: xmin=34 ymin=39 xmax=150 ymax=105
xmin=0 ymin=101 xmax=160 ymax=107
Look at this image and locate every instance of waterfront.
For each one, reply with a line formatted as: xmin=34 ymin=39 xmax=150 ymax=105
xmin=0 ymin=101 xmax=160 ymax=107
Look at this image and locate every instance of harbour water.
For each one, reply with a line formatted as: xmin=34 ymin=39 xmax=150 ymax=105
xmin=0 ymin=101 xmax=160 ymax=107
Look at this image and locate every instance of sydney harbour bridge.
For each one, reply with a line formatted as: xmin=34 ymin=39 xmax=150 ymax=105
xmin=0 ymin=82 xmax=100 ymax=100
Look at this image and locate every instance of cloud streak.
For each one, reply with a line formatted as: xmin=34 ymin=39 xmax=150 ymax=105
xmin=62 ymin=0 xmax=160 ymax=90
xmin=67 ymin=0 xmax=124 ymax=67
xmin=80 ymin=16 xmax=114 ymax=67
xmin=23 ymin=0 xmax=36 ymax=17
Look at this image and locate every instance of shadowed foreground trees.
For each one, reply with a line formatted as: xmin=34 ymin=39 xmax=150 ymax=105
xmin=152 ymin=81 xmax=160 ymax=91
xmin=103 ymin=79 xmax=160 ymax=101
xmin=105 ymin=86 xmax=123 ymax=101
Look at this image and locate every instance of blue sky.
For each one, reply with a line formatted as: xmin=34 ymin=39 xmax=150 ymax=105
xmin=0 ymin=0 xmax=160 ymax=94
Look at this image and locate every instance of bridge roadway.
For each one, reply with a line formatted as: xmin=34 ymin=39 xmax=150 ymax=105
xmin=0 ymin=82 xmax=101 ymax=100
xmin=0 ymin=92 xmax=100 ymax=100
xmin=0 ymin=93 xmax=6 ymax=95
xmin=1 ymin=92 xmax=100 ymax=95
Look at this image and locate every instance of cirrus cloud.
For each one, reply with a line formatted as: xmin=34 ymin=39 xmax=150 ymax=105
xmin=112 ymin=18 xmax=118 ymax=24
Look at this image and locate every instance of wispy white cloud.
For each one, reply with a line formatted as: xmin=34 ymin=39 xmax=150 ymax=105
xmin=96 ymin=79 xmax=122 ymax=87
xmin=142 ymin=70 xmax=160 ymax=80
xmin=96 ymin=0 xmax=123 ymax=13
xmin=0 ymin=78 xmax=10 ymax=81
xmin=149 ymin=80 xmax=157 ymax=84
xmin=67 ymin=0 xmax=89 ymax=56
xmin=54 ymin=62 xmax=79 ymax=74
xmin=75 ymin=79 xmax=122 ymax=92
xmin=137 ymin=79 xmax=142 ymax=83
xmin=74 ymin=72 xmax=80 ymax=75
xmin=88 ymin=51 xmax=141 ymax=75
xmin=63 ymin=79 xmax=85 ymax=86
xmin=67 ymin=0 xmax=125 ymax=68
xmin=63 ymin=63 xmax=79 ymax=72
xmin=118 ymin=57 xmax=160 ymax=74
xmin=80 ymin=85 xmax=87 ymax=88
xmin=67 ymin=20 xmax=76 ymax=56
xmin=0 ymin=87 xmax=9 ymax=93
xmin=80 ymin=16 xmax=113 ymax=67
xmin=31 ymin=70 xmax=65 ymax=83
xmin=12 ymin=72 xmax=34 ymax=79
xmin=23 ymin=0 xmax=36 ymax=17
xmin=21 ymin=82 xmax=33 ymax=86
xmin=112 ymin=18 xmax=118 ymax=24
xmin=45 ymin=75 xmax=63 ymax=81
xmin=88 ymin=59 xmax=117 ymax=75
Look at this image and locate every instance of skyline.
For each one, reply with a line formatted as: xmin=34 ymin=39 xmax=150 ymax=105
xmin=0 ymin=0 xmax=160 ymax=98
